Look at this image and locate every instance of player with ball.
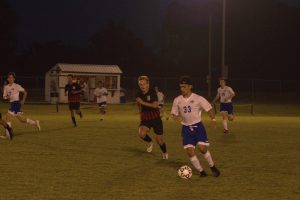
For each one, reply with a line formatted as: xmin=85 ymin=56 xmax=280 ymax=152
xmin=171 ymin=76 xmax=220 ymax=178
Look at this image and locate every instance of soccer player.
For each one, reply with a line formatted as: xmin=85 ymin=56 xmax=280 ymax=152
xmin=65 ymin=74 xmax=83 ymax=127
xmin=212 ymin=78 xmax=235 ymax=134
xmin=94 ymin=81 xmax=108 ymax=121
xmin=3 ymin=72 xmax=41 ymax=138
xmin=171 ymin=76 xmax=220 ymax=177
xmin=154 ymin=86 xmax=169 ymax=120
xmin=136 ymin=76 xmax=168 ymax=159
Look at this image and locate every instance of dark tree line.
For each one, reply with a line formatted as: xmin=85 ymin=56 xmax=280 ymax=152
xmin=0 ymin=0 xmax=299 ymax=79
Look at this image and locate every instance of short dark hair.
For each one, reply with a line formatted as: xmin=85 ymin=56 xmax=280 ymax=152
xmin=179 ymin=76 xmax=192 ymax=85
xmin=7 ymin=72 xmax=16 ymax=78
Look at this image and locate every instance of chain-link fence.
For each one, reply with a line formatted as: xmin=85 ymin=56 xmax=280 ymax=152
xmin=1 ymin=75 xmax=300 ymax=103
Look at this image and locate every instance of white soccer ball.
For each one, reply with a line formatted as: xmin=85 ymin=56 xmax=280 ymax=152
xmin=178 ymin=165 xmax=192 ymax=179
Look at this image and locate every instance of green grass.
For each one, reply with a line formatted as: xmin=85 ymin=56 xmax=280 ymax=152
xmin=0 ymin=103 xmax=299 ymax=200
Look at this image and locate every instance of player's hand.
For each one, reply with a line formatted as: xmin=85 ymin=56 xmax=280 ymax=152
xmin=211 ymin=119 xmax=217 ymax=129
xmin=136 ymin=97 xmax=144 ymax=104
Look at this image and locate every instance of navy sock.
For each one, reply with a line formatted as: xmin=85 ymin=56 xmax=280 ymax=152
xmin=142 ymin=134 xmax=152 ymax=142
xmin=159 ymin=143 xmax=167 ymax=153
xmin=72 ymin=117 xmax=76 ymax=126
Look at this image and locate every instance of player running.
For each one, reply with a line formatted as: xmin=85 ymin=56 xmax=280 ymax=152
xmin=65 ymin=74 xmax=83 ymax=127
xmin=136 ymin=76 xmax=168 ymax=159
xmin=171 ymin=76 xmax=220 ymax=177
xmin=3 ymin=72 xmax=41 ymax=138
xmin=212 ymin=78 xmax=235 ymax=134
xmin=94 ymin=81 xmax=108 ymax=121
xmin=154 ymin=86 xmax=169 ymax=120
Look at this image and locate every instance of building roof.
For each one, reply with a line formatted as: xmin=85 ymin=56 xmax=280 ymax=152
xmin=54 ymin=63 xmax=122 ymax=74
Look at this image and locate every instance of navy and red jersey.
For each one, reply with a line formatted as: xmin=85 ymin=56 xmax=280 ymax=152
xmin=65 ymin=83 xmax=81 ymax=103
xmin=136 ymin=89 xmax=160 ymax=121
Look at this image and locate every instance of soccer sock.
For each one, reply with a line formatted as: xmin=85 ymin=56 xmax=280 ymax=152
xmin=26 ymin=118 xmax=37 ymax=125
xmin=159 ymin=143 xmax=167 ymax=153
xmin=222 ymin=120 xmax=228 ymax=130
xmin=190 ymin=156 xmax=203 ymax=172
xmin=72 ymin=117 xmax=77 ymax=126
xmin=203 ymin=151 xmax=215 ymax=167
xmin=142 ymin=134 xmax=152 ymax=142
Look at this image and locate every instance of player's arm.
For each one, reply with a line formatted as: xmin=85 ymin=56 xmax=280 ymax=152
xmin=224 ymin=88 xmax=236 ymax=102
xmin=20 ymin=90 xmax=28 ymax=104
xmin=201 ymin=97 xmax=217 ymax=128
xmin=72 ymin=84 xmax=83 ymax=94
xmin=171 ymin=99 xmax=181 ymax=123
xmin=136 ymin=97 xmax=159 ymax=108
xmin=3 ymin=86 xmax=8 ymax=100
xmin=212 ymin=93 xmax=220 ymax=104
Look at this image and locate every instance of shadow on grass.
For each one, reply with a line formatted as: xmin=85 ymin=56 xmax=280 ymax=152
xmin=122 ymin=146 xmax=156 ymax=157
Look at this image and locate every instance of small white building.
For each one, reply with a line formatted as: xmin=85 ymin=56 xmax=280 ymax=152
xmin=45 ymin=63 xmax=123 ymax=104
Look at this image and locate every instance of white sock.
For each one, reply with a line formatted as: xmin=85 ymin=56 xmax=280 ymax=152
xmin=222 ymin=120 xmax=228 ymax=130
xmin=203 ymin=151 xmax=214 ymax=167
xmin=190 ymin=156 xmax=203 ymax=172
xmin=26 ymin=118 xmax=36 ymax=125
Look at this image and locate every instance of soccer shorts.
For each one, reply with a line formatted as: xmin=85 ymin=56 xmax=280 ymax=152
xmin=98 ymin=102 xmax=107 ymax=108
xmin=140 ymin=117 xmax=163 ymax=135
xmin=181 ymin=122 xmax=209 ymax=149
xmin=68 ymin=102 xmax=80 ymax=110
xmin=220 ymin=102 xmax=233 ymax=115
xmin=8 ymin=101 xmax=23 ymax=116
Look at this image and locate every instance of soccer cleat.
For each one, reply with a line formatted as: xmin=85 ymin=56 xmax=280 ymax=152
xmin=210 ymin=166 xmax=221 ymax=177
xmin=224 ymin=129 xmax=229 ymax=134
xmin=146 ymin=142 xmax=154 ymax=153
xmin=162 ymin=153 xmax=169 ymax=160
xmin=36 ymin=120 xmax=41 ymax=131
xmin=200 ymin=170 xmax=208 ymax=177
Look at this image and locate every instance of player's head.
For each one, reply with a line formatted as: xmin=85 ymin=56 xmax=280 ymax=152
xmin=219 ymin=78 xmax=227 ymax=87
xmin=98 ymin=81 xmax=103 ymax=88
xmin=138 ymin=75 xmax=149 ymax=93
xmin=67 ymin=74 xmax=73 ymax=83
xmin=7 ymin=72 xmax=16 ymax=84
xmin=179 ymin=76 xmax=193 ymax=96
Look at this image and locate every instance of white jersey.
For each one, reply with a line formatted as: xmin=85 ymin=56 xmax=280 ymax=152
xmin=171 ymin=93 xmax=212 ymax=126
xmin=157 ymin=91 xmax=164 ymax=105
xmin=94 ymin=87 xmax=108 ymax=103
xmin=3 ymin=83 xmax=25 ymax=102
xmin=217 ymin=86 xmax=235 ymax=103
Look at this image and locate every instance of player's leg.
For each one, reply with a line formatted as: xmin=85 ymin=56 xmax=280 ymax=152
xmin=221 ymin=111 xmax=229 ymax=133
xmin=99 ymin=103 xmax=106 ymax=121
xmin=75 ymin=103 xmax=83 ymax=118
xmin=0 ymin=113 xmax=13 ymax=140
xmin=185 ymin=147 xmax=207 ymax=177
xmin=68 ymin=103 xmax=77 ymax=127
xmin=153 ymin=118 xmax=168 ymax=159
xmin=16 ymin=113 xmax=41 ymax=131
xmin=228 ymin=103 xmax=234 ymax=121
xmin=138 ymin=124 xmax=153 ymax=152
xmin=195 ymin=123 xmax=220 ymax=177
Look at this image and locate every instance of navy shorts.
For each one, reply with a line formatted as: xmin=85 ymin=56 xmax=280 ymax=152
xmin=220 ymin=102 xmax=233 ymax=115
xmin=69 ymin=102 xmax=80 ymax=110
xmin=140 ymin=117 xmax=163 ymax=135
xmin=182 ymin=122 xmax=209 ymax=149
xmin=98 ymin=102 xmax=107 ymax=107
xmin=9 ymin=101 xmax=22 ymax=115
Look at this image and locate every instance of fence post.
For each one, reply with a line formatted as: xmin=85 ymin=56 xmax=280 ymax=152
xmin=251 ymin=79 xmax=255 ymax=101
xmin=251 ymin=104 xmax=254 ymax=115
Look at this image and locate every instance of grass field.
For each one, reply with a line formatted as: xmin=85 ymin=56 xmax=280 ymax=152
xmin=0 ymin=103 xmax=299 ymax=200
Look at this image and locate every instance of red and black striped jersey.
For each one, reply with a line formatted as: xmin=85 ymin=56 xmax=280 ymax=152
xmin=136 ymin=89 xmax=160 ymax=121
xmin=65 ymin=83 xmax=81 ymax=103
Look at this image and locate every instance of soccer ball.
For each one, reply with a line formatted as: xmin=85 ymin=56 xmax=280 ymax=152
xmin=178 ymin=165 xmax=192 ymax=179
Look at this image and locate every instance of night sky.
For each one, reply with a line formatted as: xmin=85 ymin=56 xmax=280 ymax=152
xmin=8 ymin=0 xmax=172 ymax=52
xmin=8 ymin=0 xmax=299 ymax=53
